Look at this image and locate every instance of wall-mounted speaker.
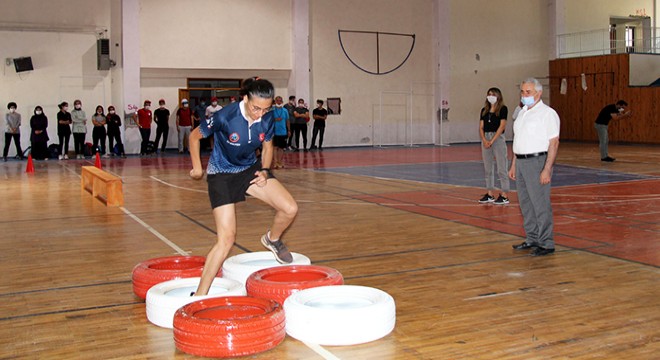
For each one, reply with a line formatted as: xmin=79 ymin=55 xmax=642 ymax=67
xmin=97 ymin=39 xmax=111 ymax=70
xmin=13 ymin=57 xmax=34 ymax=73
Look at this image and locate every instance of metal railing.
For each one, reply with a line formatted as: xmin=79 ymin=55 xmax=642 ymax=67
xmin=558 ymin=27 xmax=660 ymax=58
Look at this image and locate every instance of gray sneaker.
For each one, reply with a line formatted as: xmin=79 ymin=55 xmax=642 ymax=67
xmin=261 ymin=233 xmax=293 ymax=264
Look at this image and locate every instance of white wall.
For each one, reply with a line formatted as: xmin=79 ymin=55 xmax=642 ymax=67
xmin=563 ymin=0 xmax=655 ymax=33
xmin=446 ymin=0 xmax=550 ymax=143
xmin=309 ymin=0 xmax=435 ymax=147
xmin=139 ymin=0 xmax=292 ymax=70
xmin=0 ymin=0 xmax=114 ymax=154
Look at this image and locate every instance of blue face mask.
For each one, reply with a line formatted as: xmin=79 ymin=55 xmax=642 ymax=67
xmin=521 ymin=96 xmax=535 ymax=107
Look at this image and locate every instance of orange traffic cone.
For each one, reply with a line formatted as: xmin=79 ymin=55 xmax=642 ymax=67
xmin=25 ymin=154 xmax=35 ymax=173
xmin=94 ymin=152 xmax=102 ymax=169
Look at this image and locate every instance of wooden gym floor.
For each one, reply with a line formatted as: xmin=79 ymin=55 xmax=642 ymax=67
xmin=0 ymin=142 xmax=658 ymax=359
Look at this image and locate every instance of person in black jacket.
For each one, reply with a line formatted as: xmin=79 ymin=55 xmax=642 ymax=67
xmin=30 ymin=106 xmax=49 ymax=160
xmin=106 ymin=105 xmax=126 ymax=158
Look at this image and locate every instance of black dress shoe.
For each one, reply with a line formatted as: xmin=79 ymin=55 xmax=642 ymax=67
xmin=530 ymin=247 xmax=555 ymax=256
xmin=512 ymin=242 xmax=536 ymax=250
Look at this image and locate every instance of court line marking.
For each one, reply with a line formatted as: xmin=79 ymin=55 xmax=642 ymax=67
xmin=303 ymin=342 xmax=342 ymax=360
xmin=149 ymin=175 xmax=660 ymax=208
xmin=150 ymin=175 xmax=206 ymax=193
xmin=120 ymin=206 xmax=190 ymax=255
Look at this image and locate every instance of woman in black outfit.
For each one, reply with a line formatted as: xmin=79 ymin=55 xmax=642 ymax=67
xmin=106 ymin=105 xmax=126 ymax=157
xmin=30 ymin=106 xmax=49 ymax=160
xmin=57 ymin=101 xmax=72 ymax=160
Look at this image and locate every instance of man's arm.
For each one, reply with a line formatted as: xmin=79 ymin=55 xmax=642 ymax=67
xmin=540 ymin=137 xmax=559 ymax=185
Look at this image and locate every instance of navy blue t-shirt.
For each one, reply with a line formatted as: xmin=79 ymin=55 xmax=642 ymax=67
xmin=199 ymin=101 xmax=274 ymax=174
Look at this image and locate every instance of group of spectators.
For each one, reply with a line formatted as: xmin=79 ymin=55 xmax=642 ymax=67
xmin=3 ymin=100 xmax=125 ymax=161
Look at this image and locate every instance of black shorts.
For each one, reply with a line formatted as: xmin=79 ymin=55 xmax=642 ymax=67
xmin=273 ymin=135 xmax=288 ymax=149
xmin=207 ymin=162 xmax=275 ymax=208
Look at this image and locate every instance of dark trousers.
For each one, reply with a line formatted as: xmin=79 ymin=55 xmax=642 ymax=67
xmin=3 ymin=133 xmax=23 ymax=158
xmin=31 ymin=141 xmax=48 ymax=160
xmin=92 ymin=127 xmax=107 ymax=154
xmin=293 ymin=123 xmax=308 ymax=150
xmin=108 ymin=132 xmax=124 ymax=155
xmin=73 ymin=133 xmax=86 ymax=155
xmin=139 ymin=128 xmax=151 ymax=154
xmin=58 ymin=133 xmax=70 ymax=156
xmin=311 ymin=124 xmax=325 ymax=148
xmin=154 ymin=126 xmax=169 ymax=151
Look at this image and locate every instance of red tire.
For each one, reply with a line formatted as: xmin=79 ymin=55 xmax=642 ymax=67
xmin=173 ymin=296 xmax=285 ymax=358
xmin=132 ymin=256 xmax=220 ymax=299
xmin=246 ymin=265 xmax=344 ymax=305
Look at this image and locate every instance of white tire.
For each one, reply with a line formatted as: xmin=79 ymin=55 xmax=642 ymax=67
xmin=283 ymin=285 xmax=396 ymax=346
xmin=222 ymin=252 xmax=311 ymax=287
xmin=146 ymin=277 xmax=245 ymax=329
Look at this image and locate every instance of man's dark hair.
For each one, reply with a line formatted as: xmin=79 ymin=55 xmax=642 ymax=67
xmin=288 ymin=95 xmax=296 ymax=101
xmin=7 ymin=102 xmax=17 ymax=109
xmin=316 ymin=99 xmax=324 ymax=105
xmin=616 ymin=100 xmax=628 ymax=106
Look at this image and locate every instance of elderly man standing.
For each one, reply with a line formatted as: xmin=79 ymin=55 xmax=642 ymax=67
xmin=508 ymin=78 xmax=560 ymax=256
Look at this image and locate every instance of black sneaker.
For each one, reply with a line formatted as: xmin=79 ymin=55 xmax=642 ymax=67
xmin=478 ymin=194 xmax=495 ymax=203
xmin=494 ymin=195 xmax=510 ymax=205
xmin=530 ymin=247 xmax=555 ymax=256
xmin=601 ymin=156 xmax=615 ymax=162
xmin=261 ymin=233 xmax=293 ymax=264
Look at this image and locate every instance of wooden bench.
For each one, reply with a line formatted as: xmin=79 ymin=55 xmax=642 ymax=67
xmin=81 ymin=166 xmax=124 ymax=206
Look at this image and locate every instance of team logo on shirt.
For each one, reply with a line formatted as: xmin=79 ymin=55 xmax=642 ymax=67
xmin=229 ymin=132 xmax=240 ymax=143
xmin=259 ymin=133 xmax=265 ymax=142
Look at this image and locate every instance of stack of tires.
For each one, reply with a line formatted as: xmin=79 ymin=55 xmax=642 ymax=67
xmin=132 ymin=252 xmax=397 ymax=357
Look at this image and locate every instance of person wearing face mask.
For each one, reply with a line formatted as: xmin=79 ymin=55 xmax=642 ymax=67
xmin=56 ymin=102 xmax=72 ymax=160
xmin=134 ymin=100 xmax=153 ymax=156
xmin=284 ymin=95 xmax=296 ymax=150
xmin=478 ymin=88 xmax=510 ymax=205
xmin=205 ymin=96 xmax=223 ymax=119
xmin=292 ymin=99 xmax=310 ymax=151
xmin=29 ymin=106 xmax=50 ymax=160
xmin=154 ymin=99 xmax=170 ymax=154
xmin=176 ymin=99 xmax=194 ymax=153
xmin=508 ymin=78 xmax=560 ymax=257
xmin=594 ymin=100 xmax=632 ymax=162
xmin=71 ymin=99 xmax=87 ymax=159
xmin=4 ymin=102 xmax=24 ymax=161
xmin=271 ymin=96 xmax=290 ymax=168
xmin=106 ymin=105 xmax=126 ymax=158
xmin=91 ymin=105 xmax=108 ymax=157
xmin=188 ymin=77 xmax=297 ymax=297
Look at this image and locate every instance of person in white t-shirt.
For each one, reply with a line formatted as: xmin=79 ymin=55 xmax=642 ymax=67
xmin=205 ymin=96 xmax=223 ymax=119
xmin=508 ymin=78 xmax=560 ymax=257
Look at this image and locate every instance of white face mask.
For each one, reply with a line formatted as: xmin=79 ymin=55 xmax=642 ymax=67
xmin=521 ymin=96 xmax=535 ymax=107
xmin=145 ymin=106 xmax=151 ymax=110
xmin=109 ymin=110 xmax=115 ymax=114
xmin=212 ymin=102 xmax=218 ymax=106
xmin=183 ymin=103 xmax=189 ymax=108
xmin=36 ymin=110 xmax=42 ymax=115
xmin=618 ymin=107 xmax=624 ymax=113
xmin=63 ymin=107 xmax=69 ymax=112
xmin=9 ymin=108 xmax=16 ymax=113
xmin=486 ymin=95 xmax=497 ymax=104
xmin=75 ymin=105 xmax=81 ymax=110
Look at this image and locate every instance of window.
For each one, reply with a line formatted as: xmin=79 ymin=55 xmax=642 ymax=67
xmin=186 ymin=78 xmax=242 ymax=108
xmin=625 ymin=26 xmax=635 ymax=53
